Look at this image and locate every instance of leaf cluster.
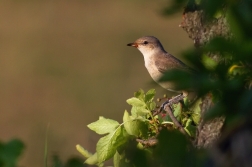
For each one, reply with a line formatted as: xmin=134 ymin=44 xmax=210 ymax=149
xmin=77 ymin=89 xmax=200 ymax=167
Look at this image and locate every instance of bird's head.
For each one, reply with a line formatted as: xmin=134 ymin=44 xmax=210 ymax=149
xmin=127 ymin=36 xmax=165 ymax=56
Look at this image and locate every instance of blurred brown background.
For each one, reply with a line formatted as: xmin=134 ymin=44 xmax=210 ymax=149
xmin=0 ymin=0 xmax=192 ymax=166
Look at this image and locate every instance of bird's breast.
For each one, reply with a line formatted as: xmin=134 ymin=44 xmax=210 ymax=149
xmin=144 ymin=56 xmax=162 ymax=82
xmin=143 ymin=55 xmax=182 ymax=93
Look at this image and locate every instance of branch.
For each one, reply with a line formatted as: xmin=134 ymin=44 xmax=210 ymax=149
xmin=163 ymin=104 xmax=189 ymax=137
xmin=153 ymin=94 xmax=193 ymax=139
xmin=136 ymin=138 xmax=158 ymax=147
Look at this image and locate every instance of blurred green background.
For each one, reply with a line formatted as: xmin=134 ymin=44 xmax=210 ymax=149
xmin=0 ymin=0 xmax=192 ymax=166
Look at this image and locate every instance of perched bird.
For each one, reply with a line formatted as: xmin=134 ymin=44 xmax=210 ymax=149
xmin=127 ymin=36 xmax=195 ymax=101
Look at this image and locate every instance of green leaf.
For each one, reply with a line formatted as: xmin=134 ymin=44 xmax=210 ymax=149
xmin=87 ymin=116 xmax=119 ymax=135
xmin=172 ymin=103 xmax=182 ymax=122
xmin=76 ymin=144 xmax=104 ymax=166
xmin=76 ymin=144 xmax=92 ymax=158
xmin=96 ymin=126 xmax=127 ymax=163
xmin=130 ymin=107 xmax=138 ymax=117
xmin=85 ymin=152 xmax=104 ymax=167
xmin=184 ymin=119 xmax=196 ymax=137
xmin=190 ymin=98 xmax=202 ymax=125
xmin=183 ymin=97 xmax=189 ymax=107
xmin=131 ymin=106 xmax=150 ymax=117
xmin=134 ymin=89 xmax=145 ymax=101
xmin=202 ymin=54 xmax=217 ymax=70
xmin=113 ymin=151 xmax=120 ymax=167
xmin=123 ymin=111 xmax=148 ymax=138
xmin=126 ymin=97 xmax=146 ymax=108
xmin=0 ymin=139 xmax=25 ymax=167
xmin=147 ymin=101 xmax=156 ymax=111
xmin=113 ymin=151 xmax=132 ymax=167
xmin=145 ymin=89 xmax=156 ymax=102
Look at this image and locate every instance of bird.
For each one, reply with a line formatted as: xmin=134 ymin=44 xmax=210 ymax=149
xmin=127 ymin=36 xmax=195 ymax=103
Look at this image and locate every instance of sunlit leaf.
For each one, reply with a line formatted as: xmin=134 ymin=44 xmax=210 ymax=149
xmin=184 ymin=119 xmax=196 ymax=137
xmin=126 ymin=97 xmax=146 ymax=108
xmin=147 ymin=101 xmax=156 ymax=111
xmin=202 ymin=54 xmax=217 ymax=70
xmin=84 ymin=153 xmax=103 ymax=167
xmin=123 ymin=111 xmax=148 ymax=138
xmin=114 ymin=151 xmax=132 ymax=167
xmin=87 ymin=116 xmax=119 ymax=135
xmin=145 ymin=89 xmax=156 ymax=102
xmin=76 ymin=144 xmax=92 ymax=158
xmin=134 ymin=89 xmax=145 ymax=101
xmin=96 ymin=126 xmax=127 ymax=162
xmin=190 ymin=98 xmax=202 ymax=125
xmin=131 ymin=106 xmax=150 ymax=117
xmin=172 ymin=102 xmax=182 ymax=122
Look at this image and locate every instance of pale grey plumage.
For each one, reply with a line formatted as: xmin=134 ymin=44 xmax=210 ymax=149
xmin=127 ymin=36 xmax=194 ymax=95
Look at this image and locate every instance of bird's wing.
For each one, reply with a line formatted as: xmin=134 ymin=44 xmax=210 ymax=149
xmin=155 ymin=53 xmax=195 ymax=74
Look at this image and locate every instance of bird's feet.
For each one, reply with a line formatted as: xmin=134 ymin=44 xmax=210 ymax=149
xmin=168 ymin=93 xmax=185 ymax=105
xmin=158 ymin=93 xmax=185 ymax=113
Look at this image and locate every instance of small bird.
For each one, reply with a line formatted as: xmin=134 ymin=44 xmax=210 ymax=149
xmin=127 ymin=36 xmax=195 ymax=100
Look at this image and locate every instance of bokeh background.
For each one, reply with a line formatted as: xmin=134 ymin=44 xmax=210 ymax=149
xmin=0 ymin=0 xmax=192 ymax=166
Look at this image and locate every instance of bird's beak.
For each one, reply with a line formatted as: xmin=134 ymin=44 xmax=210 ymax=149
xmin=127 ymin=43 xmax=138 ymax=48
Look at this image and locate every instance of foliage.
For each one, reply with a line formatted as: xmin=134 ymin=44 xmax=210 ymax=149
xmin=0 ymin=131 xmax=84 ymax=167
xmin=77 ymin=89 xmax=201 ymax=166
xmin=0 ymin=139 xmax=24 ymax=167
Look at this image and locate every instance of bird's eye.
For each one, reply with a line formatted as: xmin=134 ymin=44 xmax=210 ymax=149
xmin=143 ymin=41 xmax=148 ymax=45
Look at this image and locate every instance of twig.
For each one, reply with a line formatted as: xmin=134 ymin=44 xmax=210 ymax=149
xmin=153 ymin=93 xmax=185 ymax=117
xmin=136 ymin=138 xmax=158 ymax=147
xmin=154 ymin=94 xmax=192 ymax=139
xmin=163 ymin=104 xmax=188 ymax=136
